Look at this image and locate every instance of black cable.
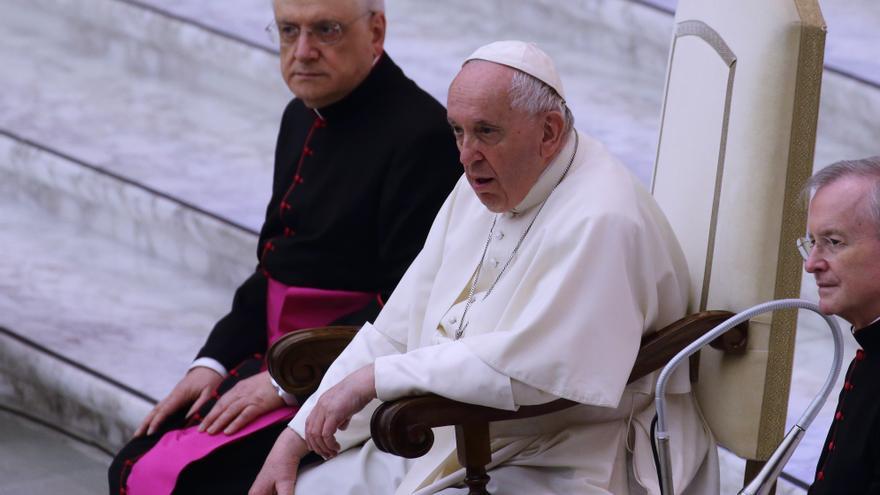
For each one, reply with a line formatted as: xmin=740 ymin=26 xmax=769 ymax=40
xmin=651 ymin=412 xmax=665 ymax=495
xmin=779 ymin=470 xmax=811 ymax=490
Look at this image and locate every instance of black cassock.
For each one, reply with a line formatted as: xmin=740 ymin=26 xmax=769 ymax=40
xmin=109 ymin=53 xmax=461 ymax=495
xmin=810 ymin=319 xmax=880 ymax=495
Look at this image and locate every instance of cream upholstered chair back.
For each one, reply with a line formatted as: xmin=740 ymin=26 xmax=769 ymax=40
xmin=650 ymin=0 xmax=825 ymax=478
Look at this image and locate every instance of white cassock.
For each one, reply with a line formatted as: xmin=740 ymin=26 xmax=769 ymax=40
xmin=289 ymin=130 xmax=719 ymax=494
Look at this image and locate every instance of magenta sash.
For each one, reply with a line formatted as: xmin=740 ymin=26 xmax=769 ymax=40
xmin=126 ymin=277 xmax=377 ymax=495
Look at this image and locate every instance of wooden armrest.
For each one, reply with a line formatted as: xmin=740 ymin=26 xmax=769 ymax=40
xmin=371 ymin=394 xmax=578 ymax=458
xmin=371 ymin=310 xmax=748 ymax=459
xmin=267 ymin=325 xmax=359 ymax=403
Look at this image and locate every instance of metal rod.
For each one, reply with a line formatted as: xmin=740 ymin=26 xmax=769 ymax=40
xmin=738 ymin=426 xmax=805 ymax=495
xmin=652 ymin=299 xmax=844 ymax=494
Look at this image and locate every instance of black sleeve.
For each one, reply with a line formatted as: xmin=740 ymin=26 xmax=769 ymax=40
xmin=868 ymin=412 xmax=880 ymax=494
xmin=376 ymin=125 xmax=461 ymax=298
xmin=196 ymin=270 xmax=269 ymax=370
xmin=195 ymin=100 xmax=299 ymax=369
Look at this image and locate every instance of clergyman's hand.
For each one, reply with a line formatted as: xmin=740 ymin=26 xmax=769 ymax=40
xmin=249 ymin=427 xmax=309 ymax=495
xmin=200 ymin=370 xmax=285 ymax=435
xmin=304 ymin=364 xmax=376 ymax=459
xmin=134 ymin=366 xmax=223 ymax=437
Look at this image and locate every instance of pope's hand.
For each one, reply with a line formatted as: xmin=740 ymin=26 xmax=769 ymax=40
xmin=135 ymin=366 xmax=223 ymax=437
xmin=305 ymin=364 xmax=376 ymax=459
xmin=199 ymin=370 xmax=285 ymax=435
xmin=249 ymin=427 xmax=308 ymax=495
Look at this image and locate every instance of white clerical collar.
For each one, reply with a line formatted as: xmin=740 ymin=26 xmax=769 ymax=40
xmin=511 ymin=129 xmax=578 ymax=214
xmin=854 ymin=315 xmax=880 ymax=334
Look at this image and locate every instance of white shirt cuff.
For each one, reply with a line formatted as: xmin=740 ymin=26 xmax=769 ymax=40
xmin=189 ymin=357 xmax=228 ymax=378
xmin=270 ymin=376 xmax=300 ymax=406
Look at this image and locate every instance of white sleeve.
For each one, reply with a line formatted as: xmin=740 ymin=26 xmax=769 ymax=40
xmin=189 ymin=357 xmax=227 ymax=378
xmin=374 ymin=340 xmax=557 ymax=410
xmin=288 ymin=323 xmax=403 ymax=451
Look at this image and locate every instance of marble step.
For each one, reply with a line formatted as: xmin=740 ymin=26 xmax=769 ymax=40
xmin=0 ymin=132 xmax=255 ymax=288
xmin=0 ymin=408 xmax=110 ymax=494
xmin=123 ymin=0 xmax=880 ymax=180
xmin=4 ymin=0 xmax=876 ymax=225
xmin=0 ymin=0 xmax=277 ymax=458
xmin=2 ymin=0 xmax=286 ymax=231
xmin=0 ymin=138 xmax=245 ymax=450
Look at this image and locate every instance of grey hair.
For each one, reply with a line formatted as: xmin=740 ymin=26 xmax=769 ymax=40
xmin=805 ymin=156 xmax=880 ymax=234
xmin=508 ymin=70 xmax=574 ymax=135
xmin=272 ymin=0 xmax=385 ymax=13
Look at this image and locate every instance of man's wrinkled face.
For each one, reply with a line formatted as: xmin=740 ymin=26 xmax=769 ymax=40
xmin=273 ymin=0 xmax=384 ymax=108
xmin=446 ymin=62 xmax=549 ymax=213
xmin=805 ymin=176 xmax=880 ymax=328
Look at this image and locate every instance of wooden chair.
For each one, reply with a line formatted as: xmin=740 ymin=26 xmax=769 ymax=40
xmin=650 ymin=0 xmax=825 ymax=488
xmin=269 ymin=0 xmax=826 ymax=492
xmin=268 ymin=313 xmax=749 ymax=494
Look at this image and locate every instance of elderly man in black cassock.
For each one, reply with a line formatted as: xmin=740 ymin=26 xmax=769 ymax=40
xmin=108 ymin=0 xmax=461 ymax=493
xmin=801 ymin=156 xmax=880 ymax=494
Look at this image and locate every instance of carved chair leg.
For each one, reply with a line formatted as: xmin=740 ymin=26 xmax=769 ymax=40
xmin=455 ymin=422 xmax=492 ymax=495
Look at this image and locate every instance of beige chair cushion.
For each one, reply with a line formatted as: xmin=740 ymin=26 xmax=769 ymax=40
xmin=651 ymin=0 xmax=825 ymax=460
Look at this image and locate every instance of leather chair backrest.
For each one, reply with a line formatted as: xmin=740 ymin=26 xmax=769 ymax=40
xmin=651 ymin=0 xmax=825 ymax=462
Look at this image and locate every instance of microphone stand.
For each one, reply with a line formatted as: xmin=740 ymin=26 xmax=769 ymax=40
xmin=652 ymin=299 xmax=844 ymax=495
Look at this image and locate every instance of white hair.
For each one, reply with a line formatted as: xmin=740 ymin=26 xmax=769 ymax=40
xmin=508 ymin=70 xmax=574 ymax=135
xmin=806 ymin=156 xmax=880 ymax=236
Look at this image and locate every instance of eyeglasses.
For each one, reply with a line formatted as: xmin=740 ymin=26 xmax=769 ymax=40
xmin=796 ymin=235 xmax=846 ymax=261
xmin=266 ymin=11 xmax=373 ymax=47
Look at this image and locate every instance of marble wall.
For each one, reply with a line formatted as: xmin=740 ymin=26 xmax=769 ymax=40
xmin=1 ymin=135 xmax=255 ymax=288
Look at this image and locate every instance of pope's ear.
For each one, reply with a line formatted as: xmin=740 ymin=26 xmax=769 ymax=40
xmin=540 ymin=110 xmax=566 ymax=158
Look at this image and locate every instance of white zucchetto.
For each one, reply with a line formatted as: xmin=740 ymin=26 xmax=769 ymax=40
xmin=464 ymin=40 xmax=566 ymax=100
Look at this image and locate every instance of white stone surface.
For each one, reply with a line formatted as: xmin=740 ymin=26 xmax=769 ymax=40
xmin=0 ymin=408 xmax=110 ymax=495
xmin=820 ymin=0 xmax=880 ymax=83
xmin=0 ymin=159 xmax=236 ymax=404
xmin=1 ymin=135 xmax=256 ymax=287
xmin=3 ymin=0 xmax=286 ymax=231
xmin=645 ymin=0 xmax=880 ymax=85
xmin=0 ymin=331 xmax=153 ymax=452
